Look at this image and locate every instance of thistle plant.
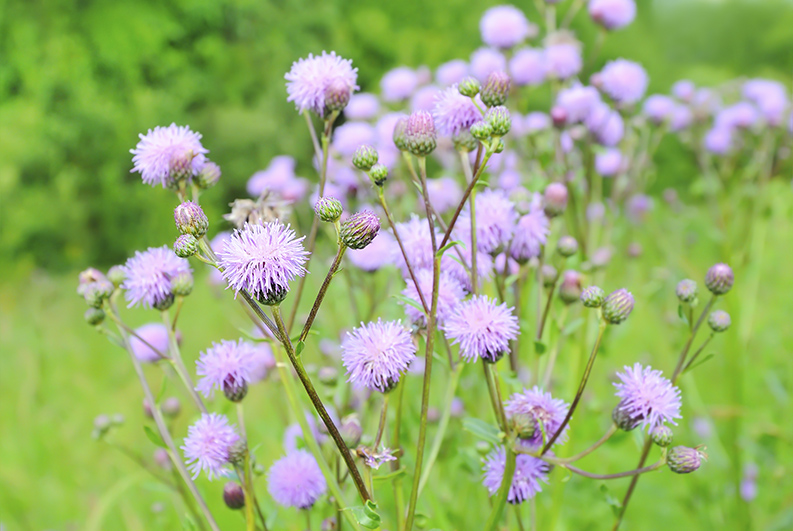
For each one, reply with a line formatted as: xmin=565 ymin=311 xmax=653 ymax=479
xmin=77 ymin=2 xmax=780 ymax=529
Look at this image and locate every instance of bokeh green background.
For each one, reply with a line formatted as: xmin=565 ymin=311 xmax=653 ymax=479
xmin=1 ymin=0 xmax=792 ymax=529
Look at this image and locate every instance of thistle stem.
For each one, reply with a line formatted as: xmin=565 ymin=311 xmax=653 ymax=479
xmin=558 ymin=423 xmax=617 ymax=463
xmin=483 ymin=443 xmax=517 ymax=531
xmin=236 ymin=403 xmax=256 ymax=531
xmin=299 ymin=244 xmax=348 ymax=342
xmin=373 ymin=394 xmax=390 ymax=450
xmin=542 ymin=319 xmax=607 ymax=454
xmin=392 ymin=379 xmax=407 ymax=531
xmin=439 ymin=148 xmax=493 ymax=250
xmin=161 ymin=310 xmax=207 ymax=414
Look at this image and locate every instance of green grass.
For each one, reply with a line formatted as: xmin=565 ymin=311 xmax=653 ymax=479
xmin=2 ymin=179 xmax=792 ymax=530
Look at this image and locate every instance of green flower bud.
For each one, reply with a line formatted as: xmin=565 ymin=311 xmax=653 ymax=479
xmin=558 ymin=270 xmax=583 ymax=305
xmin=171 ymin=272 xmax=194 ymax=297
xmin=581 ymin=286 xmax=605 ymax=308
xmin=174 ymin=201 xmax=209 ymax=238
xmin=195 ymin=161 xmax=221 ymax=189
xmin=651 ymin=425 xmax=674 ymax=447
xmin=174 ymin=234 xmax=199 ymax=258
xmin=485 ymin=105 xmax=511 ymax=136
xmin=675 ymin=279 xmax=697 ymax=304
xmin=314 ymin=196 xmax=343 ymax=223
xmin=453 ymin=129 xmax=479 ymax=152
xmin=107 ymin=265 xmax=126 ymax=288
xmin=667 ymin=446 xmax=706 ymax=474
xmin=393 ymin=116 xmax=409 ymax=151
xmin=602 ymin=288 xmax=634 ymax=324
xmin=84 ymin=307 xmax=106 ymax=326
xmin=557 ymin=235 xmax=578 ymax=257
xmin=405 ymin=111 xmax=437 ymax=157
xmin=458 ymin=77 xmax=481 ymax=98
xmin=369 ymin=163 xmax=388 ymax=187
xmin=705 ymin=263 xmax=734 ymax=295
xmin=318 ymin=366 xmax=339 ymax=386
xmin=707 ymin=310 xmax=731 ymax=333
xmin=470 ymin=120 xmax=493 ymax=141
xmin=541 ymin=265 xmax=558 ymax=288
xmin=480 ymin=71 xmax=510 ymax=107
xmin=340 ymin=415 xmax=363 ymax=447
xmin=340 ymin=210 xmax=380 ymax=250
xmin=352 ymin=145 xmax=379 ymax=171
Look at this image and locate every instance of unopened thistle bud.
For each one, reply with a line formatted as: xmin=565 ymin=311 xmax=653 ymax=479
xmin=707 ymin=310 xmax=731 ymax=332
xmin=543 ymin=182 xmax=568 ymax=217
xmin=485 ymin=105 xmax=511 ymax=136
xmin=171 ymin=271 xmax=194 ymax=297
xmin=340 ymin=210 xmax=380 ymax=250
xmin=228 ymin=440 xmax=247 ymax=467
xmin=492 ymin=138 xmax=505 ymax=153
xmin=405 ymin=110 xmax=437 ymax=156
xmin=550 ymin=106 xmax=568 ymax=128
xmin=107 ymin=265 xmax=125 ymax=287
xmin=705 ymin=263 xmax=734 ymax=295
xmin=223 ymin=482 xmax=246 ymax=510
xmin=223 ymin=379 xmax=248 ymax=402
xmin=612 ymin=400 xmax=641 ymax=431
xmin=174 ymin=234 xmax=199 ymax=258
xmin=667 ymin=446 xmax=705 ymax=474
xmin=651 ymin=425 xmax=674 ymax=447
xmin=676 ymin=279 xmax=697 ymax=303
xmin=541 ymin=264 xmax=558 ymax=288
xmin=340 ymin=416 xmax=363 ymax=447
xmin=324 ymin=78 xmax=352 ymax=113
xmin=393 ymin=116 xmax=409 ymax=151
xmin=162 ymin=397 xmax=181 ymax=418
xmin=559 ymin=270 xmax=583 ymax=304
xmin=510 ymin=413 xmax=537 ymax=440
xmin=557 ymin=235 xmax=578 ymax=257
xmin=314 ymin=196 xmax=343 ymax=223
xmin=602 ymin=288 xmax=634 ymax=324
xmin=84 ymin=307 xmax=105 ymax=326
xmin=83 ymin=284 xmax=106 ymax=309
xmin=352 ymin=145 xmax=379 ymax=171
xmin=453 ymin=129 xmax=479 ymax=152
xmin=195 ymin=161 xmax=221 ymax=189
xmin=153 ymin=293 xmax=175 ymax=311
xmin=174 ymin=201 xmax=208 ymax=238
xmin=581 ymin=286 xmax=605 ymax=308
xmin=369 ymin=163 xmax=388 ymax=187
xmin=481 ymin=71 xmax=511 ymax=107
xmin=470 ymin=120 xmax=493 ymax=141
xmin=458 ymin=77 xmax=481 ymax=97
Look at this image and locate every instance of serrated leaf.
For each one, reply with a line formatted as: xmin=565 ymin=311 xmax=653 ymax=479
xmin=534 ymin=341 xmax=547 ymax=355
xmin=393 ymin=293 xmax=425 ymax=312
xmin=436 ymin=240 xmax=462 ymax=258
xmin=562 ymin=318 xmax=585 ymax=336
xmin=347 ymin=500 xmax=381 ymax=529
xmin=462 ymin=417 xmax=502 ymax=445
xmin=144 ymin=426 xmax=166 ymax=448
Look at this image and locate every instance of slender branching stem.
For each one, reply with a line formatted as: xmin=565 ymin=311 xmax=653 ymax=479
xmin=558 ymin=423 xmax=617 ymax=463
xmin=299 ymin=244 xmax=347 ymax=342
xmin=161 ymin=310 xmax=207 ymax=414
xmin=483 ymin=441 xmax=517 ymax=531
xmin=683 ymin=332 xmax=715 ymax=374
xmin=236 ymin=403 xmax=256 ymax=531
xmin=440 ymin=148 xmax=493 ymax=249
xmin=373 ymin=394 xmax=390 ymax=450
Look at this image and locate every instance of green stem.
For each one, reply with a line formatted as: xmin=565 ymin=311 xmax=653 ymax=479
xmin=542 ymin=319 xmax=607 ymax=454
xmin=236 ymin=404 xmax=256 ymax=531
xmin=299 ymin=244 xmax=348 ymax=342
xmin=391 ymin=379 xmax=407 ymax=531
xmin=559 ymin=424 xmax=617 ymax=463
xmin=439 ymin=149 xmax=493 ymax=249
xmin=373 ymin=394 xmax=390 ymax=450
xmin=483 ymin=443 xmax=517 ymax=531
xmin=161 ymin=310 xmax=207 ymax=414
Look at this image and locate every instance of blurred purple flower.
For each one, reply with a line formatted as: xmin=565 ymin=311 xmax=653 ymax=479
xmin=598 ymin=59 xmax=648 ymax=105
xmin=505 ymin=386 xmax=570 ymax=449
xmin=480 ymin=5 xmax=535 ymax=48
xmin=509 ymin=47 xmax=547 ymax=86
xmin=347 ymin=230 xmax=396 ymax=272
xmin=402 ymin=269 xmax=465 ymax=327
xmin=129 ymin=323 xmax=170 ymax=363
xmin=588 ymin=0 xmax=636 ymax=30
xmin=267 ymin=450 xmax=327 ymax=508
xmin=470 ymin=47 xmax=508 ymax=82
xmin=544 ymin=43 xmax=582 ymax=80
xmin=511 ymin=196 xmax=549 ymax=262
xmin=436 ymin=60 xmax=470 ymax=86
xmin=433 ymin=86 xmax=483 ymax=136
xmin=381 ymin=66 xmax=420 ymax=102
xmin=596 ymin=148 xmax=624 ymax=176
xmin=345 ymin=93 xmax=381 ymax=120
xmin=285 ymin=51 xmax=358 ymax=116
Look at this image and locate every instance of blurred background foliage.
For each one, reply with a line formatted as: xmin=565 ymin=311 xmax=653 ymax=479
xmin=0 ymin=0 xmax=791 ymax=273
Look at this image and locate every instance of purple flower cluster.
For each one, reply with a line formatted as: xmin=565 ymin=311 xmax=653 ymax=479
xmin=342 ymin=320 xmax=417 ymax=392
xmin=267 ymin=450 xmax=327 ymax=508
xmin=182 ymin=413 xmax=240 ymax=480
xmin=613 ymin=363 xmax=682 ymax=431
xmin=444 ymin=295 xmax=519 ymax=362
xmin=121 ymin=246 xmax=192 ymax=309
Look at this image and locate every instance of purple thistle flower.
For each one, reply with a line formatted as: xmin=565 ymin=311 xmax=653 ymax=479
xmin=347 ymin=230 xmax=396 ymax=272
xmin=586 ymin=101 xmax=625 ymax=146
xmin=390 ymin=215 xmax=438 ymax=275
xmin=509 ymin=48 xmax=547 ymax=86
xmin=285 ymin=51 xmax=358 ymax=116
xmin=704 ymin=126 xmax=734 ymax=155
xmin=482 ymin=448 xmax=550 ymax=504
xmin=332 ymin=122 xmax=376 ymax=157
xmin=130 ymin=124 xmax=208 ymax=188
xmin=444 ymin=295 xmax=519 ymax=362
xmin=411 ymin=85 xmax=441 ymax=112
xmin=182 ymin=413 xmax=240 ymax=480
xmin=402 ymin=269 xmax=466 ymax=327
xmin=426 ymin=176 xmax=463 ymax=214
xmin=460 ymin=189 xmax=517 ymax=254
xmin=480 ymin=5 xmax=535 ymax=49
xmin=743 ymin=78 xmax=789 ymax=126
xmin=246 ymin=155 xmax=309 ymax=202
xmin=672 ymin=80 xmax=696 ymax=102
xmin=671 ymin=105 xmax=693 ymax=131
xmin=345 ymin=93 xmax=381 ymax=120
xmin=613 ymin=363 xmax=682 ymax=432
xmin=596 ymin=148 xmax=624 ymax=176
xmin=129 ymin=323 xmax=171 ymax=363
xmin=470 ymin=47 xmax=508 ymax=82
xmin=556 ymin=85 xmax=601 ymax=124
xmin=643 ymin=95 xmax=677 ymax=124
xmin=544 ymin=43 xmax=582 ymax=80
xmin=381 ymin=66 xmax=420 ymax=102
xmin=522 ymin=112 xmax=551 ymax=134
xmin=715 ymin=102 xmax=758 ymax=130
xmin=505 ymin=386 xmax=570 ymax=449
xmin=436 ymin=60 xmax=470 ymax=86
xmin=342 ymin=320 xmax=417 ymax=392
xmin=432 ymin=86 xmax=483 ymax=136
xmin=510 ymin=196 xmax=549 ymax=262
xmin=218 ymin=221 xmax=309 ymax=305
xmin=195 ymin=339 xmax=258 ymax=399
xmin=267 ymin=450 xmax=327 ymax=509
xmin=588 ymin=0 xmax=636 ymax=31
xmin=121 ymin=246 xmax=192 ymax=309
xmin=598 ymin=59 xmax=648 ymax=105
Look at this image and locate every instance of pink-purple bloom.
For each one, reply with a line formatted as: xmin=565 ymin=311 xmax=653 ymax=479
xmin=588 ymin=0 xmax=636 ymax=30
xmin=444 ymin=295 xmax=519 ymax=362
xmin=586 ymin=101 xmax=625 ymax=146
xmin=556 ymin=85 xmax=601 ymax=124
xmin=342 ymin=320 xmax=417 ymax=392
xmin=347 ymin=230 xmax=396 ymax=272
xmin=182 ymin=413 xmax=240 ymax=480
xmin=510 ymin=196 xmax=549 ymax=262
xmin=195 ymin=339 xmax=258 ymax=398
xmin=470 ymin=47 xmax=508 ymax=82
xmin=121 ymin=246 xmax=192 ymax=309
xmin=217 ymin=221 xmax=309 ymax=304
xmin=129 ymin=323 xmax=171 ymax=363
xmin=381 ymin=66 xmax=420 ymax=102
xmin=130 ymin=124 xmax=208 ymax=187
xmin=544 ymin=43 xmax=582 ymax=80
xmin=483 ymin=448 xmax=550 ymax=503
xmin=402 ymin=269 xmax=465 ymax=326
xmin=595 ymin=148 xmax=624 ymax=176
xmin=267 ymin=450 xmax=327 ymax=508
xmin=246 ymin=155 xmax=309 ymax=202
xmin=743 ymin=78 xmax=789 ymax=126
xmin=480 ymin=5 xmax=534 ymax=48
xmin=643 ymin=95 xmax=677 ymax=124
xmin=613 ymin=363 xmax=682 ymax=432
xmin=436 ymin=60 xmax=470 ymax=86
xmin=704 ymin=127 xmax=734 ymax=155
xmin=432 ymin=86 xmax=483 ymax=136
xmin=461 ymin=189 xmax=517 ymax=254
xmin=285 ymin=51 xmax=358 ymax=116
xmin=509 ymin=48 xmax=547 ymax=86
xmin=345 ymin=93 xmax=381 ymax=120
xmin=426 ymin=176 xmax=464 ymax=213
xmin=505 ymin=386 xmax=571 ymax=449
xmin=598 ymin=59 xmax=648 ymax=105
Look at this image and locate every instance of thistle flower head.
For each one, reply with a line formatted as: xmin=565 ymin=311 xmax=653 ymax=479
xmin=174 ymin=201 xmax=209 ymax=238
xmin=340 ymin=210 xmax=381 ymax=250
xmin=444 ymin=295 xmax=519 ymax=363
xmin=480 ymin=5 xmax=535 ymax=48
xmin=509 ymin=48 xmax=547 ymax=86
xmin=342 ymin=319 xmax=417 ymax=392
xmin=217 ymin=221 xmax=309 ymax=306
xmin=581 ymin=286 xmax=606 ymax=308
xmin=196 ymin=339 xmax=259 ymax=401
xmin=182 ymin=413 xmax=240 ymax=480
xmin=285 ymin=51 xmax=358 ymax=116
xmin=505 ymin=386 xmax=570 ymax=449
xmin=381 ymin=66 xmax=420 ymax=102
xmin=676 ymin=279 xmax=698 ymax=303
xmin=588 ymin=0 xmax=636 ymax=30
xmin=544 ymin=42 xmax=582 ymax=80
xmin=585 ymin=101 xmax=625 ymax=147
xmin=470 ymin=47 xmax=508 ymax=82
xmin=613 ymin=363 xmax=682 ymax=432
xmin=602 ymin=288 xmax=634 ymax=324
xmin=598 ymin=59 xmax=649 ymax=105
xmin=401 ymin=269 xmax=465 ymax=327
xmin=708 ymin=310 xmax=731 ymax=333
xmin=705 ymin=263 xmax=734 ymax=295
xmin=121 ymin=246 xmax=192 ymax=310
xmin=390 ymin=215 xmax=438 ymax=275
xmin=267 ymin=450 xmax=327 ymax=508
xmin=651 ymin=425 xmax=674 ymax=447
xmin=432 ymin=86 xmax=482 ymax=136
xmin=437 ymin=59 xmax=470 ymax=86
xmin=129 ymin=323 xmax=171 ymax=363
xmin=482 ymin=448 xmax=550 ymax=504
xmin=130 ymin=124 xmax=208 ymax=188
xmin=510 ymin=198 xmax=549 ymax=262
xmin=556 ymin=84 xmax=600 ymax=124
xmin=314 ymin=196 xmax=343 ymax=223
xmin=345 ymin=93 xmax=381 ymax=120
xmin=595 ymin=148 xmax=624 ymax=176
xmin=667 ymin=446 xmax=706 ymax=474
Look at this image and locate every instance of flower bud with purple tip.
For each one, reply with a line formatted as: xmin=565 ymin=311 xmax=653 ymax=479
xmin=174 ymin=201 xmax=208 ymax=238
xmin=314 ymin=196 xmax=343 ymax=223
xmin=195 ymin=161 xmax=221 ymax=189
xmin=340 ymin=210 xmax=380 ymax=250
xmin=667 ymin=446 xmax=706 ymax=474
xmin=581 ymin=286 xmax=605 ymax=308
xmin=602 ymin=288 xmax=634 ymax=324
xmin=559 ymin=270 xmax=583 ymax=304
xmin=481 ymin=71 xmax=511 ymax=107
xmin=541 ymin=264 xmax=558 ymax=288
xmin=223 ymin=482 xmax=246 ymax=509
xmin=405 ymin=110 xmax=437 ymax=156
xmin=543 ymin=183 xmax=568 ymax=217
xmin=708 ymin=310 xmax=731 ymax=333
xmin=651 ymin=425 xmax=674 ymax=447
xmin=174 ymin=234 xmax=199 ymax=258
xmin=676 ymin=279 xmax=697 ymax=303
xmin=705 ymin=263 xmax=734 ymax=295
xmin=352 ymin=145 xmax=378 ymax=171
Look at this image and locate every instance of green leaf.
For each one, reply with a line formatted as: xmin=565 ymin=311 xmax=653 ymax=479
xmin=504 ymin=273 xmax=520 ymax=288
xmin=436 ymin=240 xmax=462 ymax=258
xmin=534 ymin=341 xmax=547 ymax=355
xmin=143 ymin=426 xmax=166 ymax=448
xmin=295 ymin=340 xmax=305 ymax=357
xmin=393 ymin=293 xmax=425 ymax=312
xmin=462 ymin=417 xmax=502 ymax=445
xmin=600 ymin=484 xmax=622 ymax=516
xmin=677 ymin=304 xmax=689 ymax=325
xmin=686 ymin=353 xmax=715 ymax=372
xmin=562 ymin=318 xmax=585 ymax=336
xmin=346 ymin=500 xmax=382 ymax=529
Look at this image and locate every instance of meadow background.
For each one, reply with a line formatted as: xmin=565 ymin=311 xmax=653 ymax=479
xmin=1 ymin=0 xmax=792 ymax=529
